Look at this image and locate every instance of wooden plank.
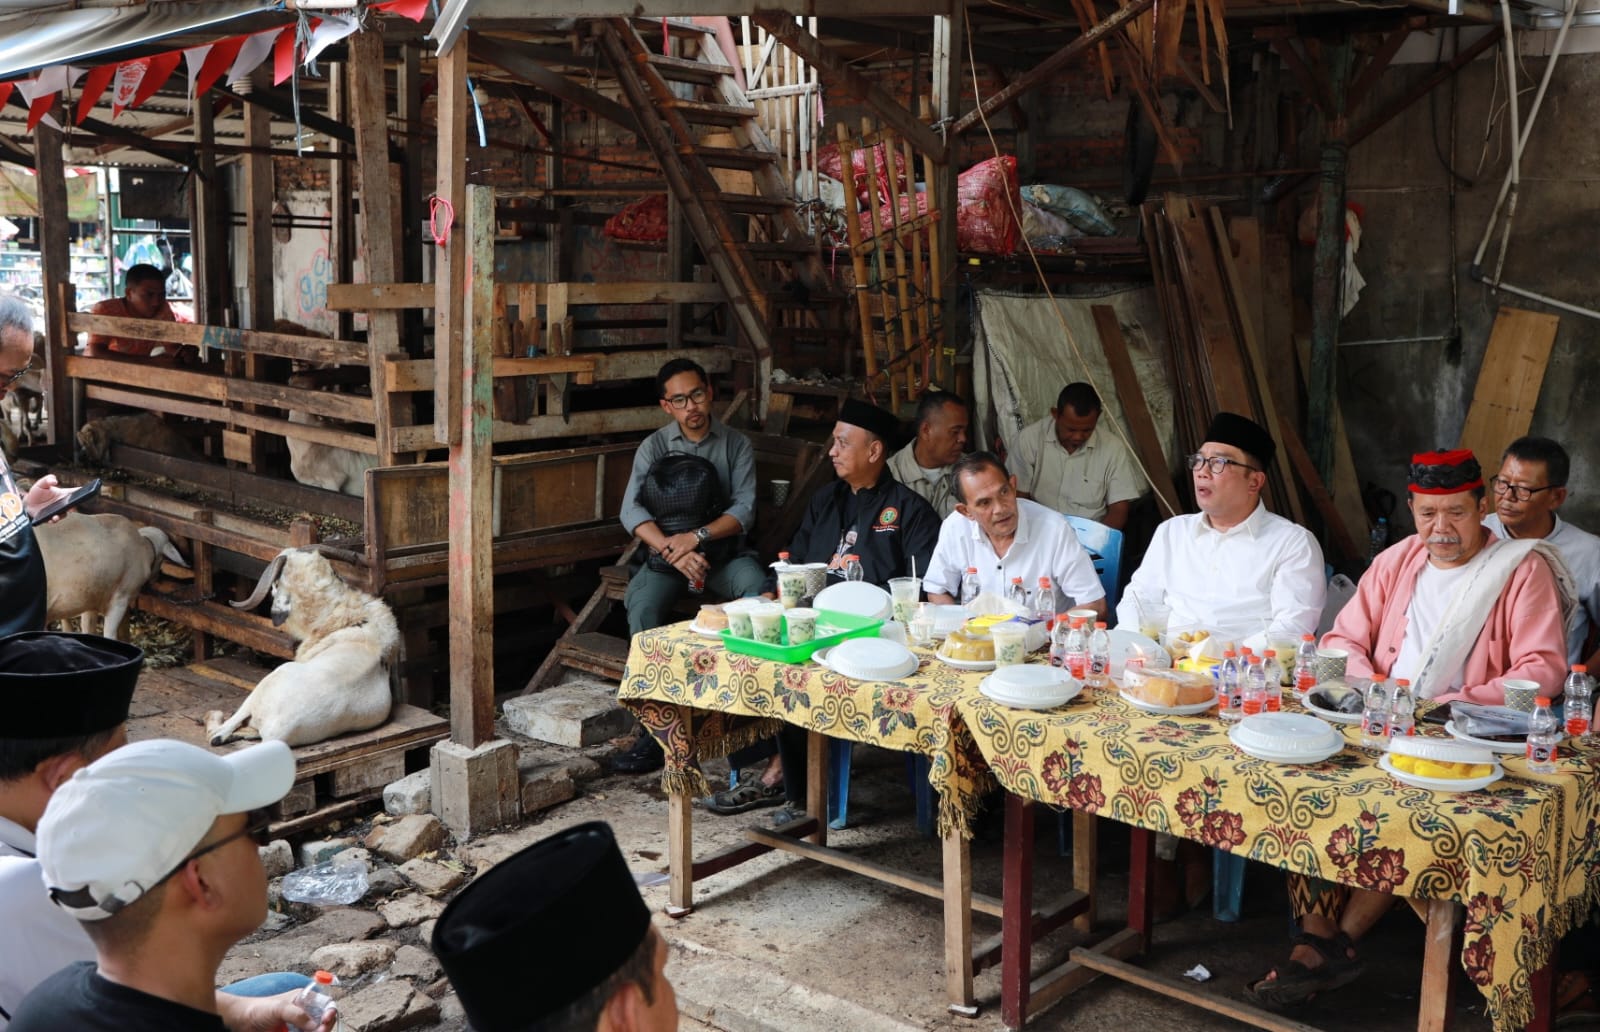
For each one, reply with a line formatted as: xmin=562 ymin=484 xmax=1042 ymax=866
xmin=83 ymin=385 xmax=380 ymax=455
xmin=1168 ymin=202 xmax=1254 ymax=416
xmin=105 ymin=442 xmax=365 ymax=525
xmin=67 ymin=357 xmax=374 ymax=424
xmin=36 ymin=120 xmax=71 ymax=449
xmin=241 ymin=73 xmax=274 ymax=473
xmin=1278 ymin=412 xmax=1362 ymax=564
xmin=383 ymin=356 xmax=598 ymax=392
xmin=325 ymin=282 xmax=436 ymax=311
xmin=1419 ymin=899 xmax=1460 ymax=1032
xmin=1457 ymin=306 xmax=1560 ymax=464
xmin=1090 ymin=306 xmax=1177 ymax=518
xmin=1068 ymin=949 xmax=1323 ymax=1031
xmin=390 ymin=409 xmax=663 ymax=452
xmin=471 ymin=35 xmax=642 ymax=134
xmin=942 ymin=827 xmax=975 ymax=1009
xmin=559 ymin=281 xmax=727 ymax=305
xmin=1293 ymin=334 xmax=1369 ymax=549
xmin=65 ymin=313 xmax=369 ymax=365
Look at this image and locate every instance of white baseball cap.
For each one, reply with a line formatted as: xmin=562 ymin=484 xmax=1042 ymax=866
xmin=38 ymin=738 xmax=295 ymax=921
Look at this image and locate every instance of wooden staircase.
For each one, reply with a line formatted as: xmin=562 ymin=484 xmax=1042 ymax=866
xmin=596 ymin=18 xmax=841 ymax=414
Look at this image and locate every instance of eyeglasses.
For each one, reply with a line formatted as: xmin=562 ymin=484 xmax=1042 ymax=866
xmin=663 ymin=387 xmax=708 ymax=410
xmin=1186 ymin=453 xmax=1260 ymax=476
xmin=1490 ymin=476 xmax=1561 ymax=502
xmin=0 ymin=365 xmax=28 ymax=391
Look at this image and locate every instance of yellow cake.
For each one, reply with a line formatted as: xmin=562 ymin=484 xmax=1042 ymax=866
xmin=940 ymin=625 xmax=996 ymax=662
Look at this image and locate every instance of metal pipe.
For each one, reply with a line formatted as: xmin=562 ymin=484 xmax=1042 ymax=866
xmin=1469 ymin=0 xmax=1576 ymax=273
xmin=1476 ymin=276 xmax=1600 ymax=323
xmin=1489 ymin=0 xmax=1522 ymax=285
xmin=1339 ymin=335 xmax=1454 ymax=346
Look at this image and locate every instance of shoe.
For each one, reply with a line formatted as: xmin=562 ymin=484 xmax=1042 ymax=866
xmin=768 ymin=804 xmax=810 ymax=827
xmin=705 ymin=779 xmax=784 ymax=815
xmin=611 ymin=734 xmax=664 ymax=774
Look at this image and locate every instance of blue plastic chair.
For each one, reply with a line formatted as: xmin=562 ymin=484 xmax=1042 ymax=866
xmin=828 ymin=739 xmax=936 ymax=835
xmin=1064 ymin=515 xmax=1124 ymax=616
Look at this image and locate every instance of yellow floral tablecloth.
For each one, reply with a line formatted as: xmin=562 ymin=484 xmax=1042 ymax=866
xmin=957 ymin=679 xmax=1600 ymax=1032
xmin=617 ymin=623 xmax=995 ymax=836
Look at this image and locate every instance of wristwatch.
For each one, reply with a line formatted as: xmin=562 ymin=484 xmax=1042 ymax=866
xmin=695 ymin=526 xmax=711 ymax=545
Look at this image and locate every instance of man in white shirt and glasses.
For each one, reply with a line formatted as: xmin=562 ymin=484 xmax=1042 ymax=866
xmin=1115 ymin=412 xmax=1325 ymax=644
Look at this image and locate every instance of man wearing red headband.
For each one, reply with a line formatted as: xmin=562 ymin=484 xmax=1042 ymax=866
xmin=1250 ymin=447 xmax=1571 ymax=1010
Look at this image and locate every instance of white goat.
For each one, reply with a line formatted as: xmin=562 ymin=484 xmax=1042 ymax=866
xmin=211 ymin=547 xmax=398 ymax=747
xmin=34 ymin=513 xmax=187 ymax=640
xmin=286 ymin=411 xmax=379 ymax=498
xmin=78 ymin=413 xmax=195 ymax=465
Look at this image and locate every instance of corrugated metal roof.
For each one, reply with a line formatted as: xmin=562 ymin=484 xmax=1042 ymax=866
xmin=0 ymin=0 xmax=290 ymax=81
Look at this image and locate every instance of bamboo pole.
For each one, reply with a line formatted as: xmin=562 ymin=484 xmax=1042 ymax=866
xmin=881 ymin=126 xmax=920 ymax=400
xmin=859 ymin=119 xmax=899 ymax=408
xmin=902 ymin=133 xmax=931 ymax=388
xmin=836 ymin=122 xmax=880 ymax=392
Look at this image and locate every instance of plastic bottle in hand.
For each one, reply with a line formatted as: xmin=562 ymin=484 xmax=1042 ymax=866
xmin=1294 ymin=634 xmax=1318 ymax=695
xmin=1528 ymin=696 xmax=1560 ymax=773
xmin=1261 ymin=650 xmax=1284 ymax=712
xmin=1387 ymin=677 xmax=1414 ymax=739
xmin=1049 ymin=613 xmax=1070 ymax=668
xmin=1564 ymin=665 xmax=1594 ymax=739
xmin=294 ymin=971 xmax=338 ymax=1029
xmin=843 ymin=554 xmax=864 ymax=582
xmin=1218 ymin=649 xmax=1242 ymax=722
xmin=959 ymin=566 xmax=981 ymax=606
xmin=1088 ymin=621 xmax=1111 ymax=687
xmin=1360 ymin=675 xmax=1390 ymax=747
xmin=1242 ymin=653 xmax=1268 ymax=715
xmin=1064 ymin=618 xmax=1089 ymax=680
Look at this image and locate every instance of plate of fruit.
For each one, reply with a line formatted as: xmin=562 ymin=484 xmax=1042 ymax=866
xmin=1379 ymin=736 xmax=1502 ymax=792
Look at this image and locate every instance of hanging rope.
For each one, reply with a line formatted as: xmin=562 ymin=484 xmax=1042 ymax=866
xmin=429 ymin=195 xmax=454 ymax=247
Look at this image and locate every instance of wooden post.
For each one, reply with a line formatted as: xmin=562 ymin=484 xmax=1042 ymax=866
xmin=434 ymin=35 xmax=470 ymax=448
xmin=942 ymin=822 xmax=974 ymax=1011
xmin=192 ymin=98 xmax=227 ymax=326
xmin=328 ymin=65 xmax=355 ymax=343
xmin=447 ymin=184 xmax=496 ymax=747
xmin=241 ymin=69 xmax=274 ymax=472
xmin=350 ymin=30 xmax=410 ymax=465
xmin=1001 ymin=793 xmax=1034 ymax=1028
xmin=930 ymin=6 xmax=962 ymax=348
xmin=1308 ymin=38 xmax=1351 ymax=483
xmin=398 ymin=43 xmax=427 ymax=353
xmin=34 ymin=114 xmax=70 ymax=447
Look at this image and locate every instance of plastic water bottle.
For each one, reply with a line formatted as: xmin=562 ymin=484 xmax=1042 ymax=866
xmin=1088 ymin=621 xmax=1111 ymax=687
xmin=1006 ymin=576 xmax=1028 ymax=611
xmin=959 ymin=566 xmax=981 ymax=606
xmin=1262 ymin=650 xmax=1284 ymax=712
xmin=1049 ymin=613 xmax=1070 ymax=668
xmin=843 ymin=554 xmax=864 ymax=582
xmin=1294 ymin=634 xmax=1318 ymax=695
xmin=1065 ymin=618 xmax=1089 ymax=680
xmin=294 ymin=970 xmax=338 ymax=1028
xmin=1218 ymin=649 xmax=1242 ymax=722
xmin=1033 ymin=577 xmax=1054 ymax=623
xmin=1564 ymin=665 xmax=1594 ymax=739
xmin=1388 ymin=678 xmax=1414 ymax=739
xmin=1360 ymin=675 xmax=1390 ymax=748
xmin=1369 ymin=517 xmax=1389 ymax=561
xmin=1241 ymin=653 xmax=1268 ymax=715
xmin=1528 ymin=697 xmax=1560 ymax=773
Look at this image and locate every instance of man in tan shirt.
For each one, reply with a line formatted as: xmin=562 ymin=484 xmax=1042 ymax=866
xmin=885 ymin=391 xmax=968 ymax=518
xmin=1007 ymin=383 xmax=1141 ymax=529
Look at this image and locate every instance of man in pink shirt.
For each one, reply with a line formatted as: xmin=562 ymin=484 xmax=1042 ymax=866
xmin=1249 ymin=448 xmax=1570 ymax=1010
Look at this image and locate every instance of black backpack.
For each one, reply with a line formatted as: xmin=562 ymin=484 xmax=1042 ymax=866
xmin=639 ymin=453 xmax=736 ymax=573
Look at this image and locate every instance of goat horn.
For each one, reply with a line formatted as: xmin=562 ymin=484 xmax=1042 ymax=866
xmin=231 ymin=552 xmax=289 ymax=610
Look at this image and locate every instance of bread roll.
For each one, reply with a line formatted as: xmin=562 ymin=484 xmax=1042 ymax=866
xmin=1123 ymin=669 xmax=1214 ymax=708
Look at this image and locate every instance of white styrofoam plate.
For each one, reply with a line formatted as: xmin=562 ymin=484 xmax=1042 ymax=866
xmin=979 ymin=675 xmax=1081 ymax=710
xmin=1445 ymin=719 xmax=1533 ymax=755
xmin=1120 ymin=689 xmax=1217 ymax=716
xmin=1378 ymin=754 xmax=1504 ymax=792
xmin=689 ymin=619 xmax=727 ymax=639
xmin=935 ymin=652 xmax=996 ymax=672
xmin=827 ymin=637 xmax=918 ymax=681
xmin=1228 ymin=725 xmax=1345 ymax=764
xmin=1301 ymin=690 xmax=1364 ymax=726
xmin=813 ymin=581 xmax=893 ymax=620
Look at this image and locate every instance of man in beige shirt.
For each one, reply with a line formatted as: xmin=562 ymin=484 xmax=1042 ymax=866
xmin=885 ymin=391 xmax=968 ymax=518
xmin=1007 ymin=383 xmax=1141 ymax=529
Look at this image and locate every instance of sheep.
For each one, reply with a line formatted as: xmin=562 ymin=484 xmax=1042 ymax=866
xmin=77 ymin=413 xmax=195 ymax=465
xmin=0 ymin=345 xmax=44 ymax=448
xmin=287 ymin=410 xmax=379 ymax=498
xmin=34 ymin=513 xmax=187 ymax=640
xmin=210 ymin=546 xmax=398 ymax=748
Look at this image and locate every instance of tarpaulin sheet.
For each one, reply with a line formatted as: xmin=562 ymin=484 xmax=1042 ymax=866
xmin=0 ymin=1 xmax=287 ymax=82
xmin=0 ymin=163 xmax=96 ymax=219
xmin=973 ymin=287 xmax=1179 ymax=474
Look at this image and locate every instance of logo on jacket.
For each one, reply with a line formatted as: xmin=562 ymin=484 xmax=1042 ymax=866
xmin=874 ymin=507 xmax=899 ymax=532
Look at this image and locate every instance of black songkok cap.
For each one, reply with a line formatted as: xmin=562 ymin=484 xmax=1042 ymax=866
xmin=838 ymin=398 xmax=901 ymax=445
xmin=0 ymin=632 xmax=143 ymax=740
xmin=1203 ymin=411 xmax=1276 ymax=470
xmin=431 ymin=821 xmax=651 ymax=1030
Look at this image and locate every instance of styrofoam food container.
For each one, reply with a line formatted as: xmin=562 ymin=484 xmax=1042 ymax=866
xmin=1232 ymin=712 xmax=1341 ymax=756
xmin=1387 ymin=735 xmax=1495 ymax=767
xmin=813 ymin=581 xmax=893 ymax=620
xmin=827 ymin=637 xmax=917 ymax=681
xmin=926 ymin=604 xmax=971 ymax=635
xmin=988 ymin=663 xmax=1074 ymax=700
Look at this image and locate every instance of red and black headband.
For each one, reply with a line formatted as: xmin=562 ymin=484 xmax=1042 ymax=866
xmin=1408 ymin=449 xmax=1483 ymax=495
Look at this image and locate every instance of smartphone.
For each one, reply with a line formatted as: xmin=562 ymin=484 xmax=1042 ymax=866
xmin=30 ymin=478 xmax=102 ymax=526
xmin=1418 ymin=701 xmax=1453 ymax=726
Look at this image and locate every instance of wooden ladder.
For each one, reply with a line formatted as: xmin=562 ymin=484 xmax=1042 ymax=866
xmin=596 ymin=18 xmax=837 ymax=418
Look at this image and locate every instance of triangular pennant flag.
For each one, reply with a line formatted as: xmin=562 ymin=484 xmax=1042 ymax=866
xmin=377 ymin=0 xmax=431 ymax=21
xmin=184 ymin=44 xmax=212 ymax=103
xmin=194 ymin=35 xmax=245 ymax=100
xmin=111 ymin=58 xmax=149 ymax=118
xmin=0 ymin=83 xmax=13 ymax=111
xmin=76 ymin=64 xmax=114 ymax=124
xmin=226 ymin=29 xmax=277 ymax=90
xmin=304 ymin=15 xmax=359 ymax=67
xmin=129 ymin=51 xmax=181 ymax=111
xmin=273 ymin=25 xmax=297 ymax=86
xmin=34 ymin=64 xmax=81 ymax=95
xmin=25 ymin=89 xmax=56 ymax=133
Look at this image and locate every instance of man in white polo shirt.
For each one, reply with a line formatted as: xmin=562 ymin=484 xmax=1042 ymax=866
xmin=924 ymin=452 xmax=1106 ymax=620
xmin=1483 ymin=436 xmax=1600 ymax=667
xmin=1114 ymin=412 xmax=1325 ymax=644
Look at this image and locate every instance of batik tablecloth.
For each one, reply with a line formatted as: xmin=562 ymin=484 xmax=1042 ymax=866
xmin=617 ymin=623 xmax=996 ymax=836
xmin=957 ymin=679 xmax=1600 ymax=1032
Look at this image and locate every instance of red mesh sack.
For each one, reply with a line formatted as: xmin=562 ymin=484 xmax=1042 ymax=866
xmin=603 ymin=194 xmax=668 ymax=242
xmin=956 ymin=156 xmax=1020 ymax=256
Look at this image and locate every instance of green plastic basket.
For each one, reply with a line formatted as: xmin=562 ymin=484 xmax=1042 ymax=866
xmin=719 ymin=608 xmax=883 ymax=664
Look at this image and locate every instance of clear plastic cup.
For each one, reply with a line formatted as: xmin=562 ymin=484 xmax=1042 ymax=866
xmin=991 ymin=623 xmax=1028 ymax=667
xmin=1137 ymin=601 xmax=1171 ymax=643
xmin=725 ymin=600 xmax=758 ymax=639
xmin=889 ymin=576 xmax=921 ymax=624
xmin=785 ymin=607 xmax=818 ymax=644
xmin=749 ymin=603 xmax=786 ymax=645
xmin=778 ymin=570 xmax=808 ymax=610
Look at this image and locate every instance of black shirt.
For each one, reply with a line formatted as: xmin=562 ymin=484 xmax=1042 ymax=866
xmin=0 ymin=451 xmax=45 ymax=636
xmin=9 ymin=963 xmax=226 ymax=1032
xmin=777 ymin=467 xmax=940 ymax=588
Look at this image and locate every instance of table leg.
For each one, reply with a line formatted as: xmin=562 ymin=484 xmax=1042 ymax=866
xmin=1128 ymin=827 xmax=1155 ymax=951
xmin=1072 ymin=811 xmax=1097 ymax=933
xmin=806 ymin=730 xmax=827 ymax=847
xmin=943 ymin=823 xmax=976 ymax=1014
xmin=1527 ymin=960 xmax=1555 ymax=1032
xmin=1002 ymin=793 xmax=1036 ymax=1029
xmin=1417 ymin=898 xmax=1461 ymax=1032
xmin=667 ymin=783 xmax=694 ymax=916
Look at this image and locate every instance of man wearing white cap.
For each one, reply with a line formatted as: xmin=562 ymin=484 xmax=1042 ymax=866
xmin=7 ymin=739 xmax=333 ymax=1032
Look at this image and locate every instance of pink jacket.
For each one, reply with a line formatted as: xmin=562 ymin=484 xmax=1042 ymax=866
xmin=1321 ymin=535 xmax=1567 ymax=704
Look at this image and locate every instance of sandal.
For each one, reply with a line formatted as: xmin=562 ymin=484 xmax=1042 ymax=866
xmin=1245 ymin=931 xmax=1366 ymax=1010
xmin=705 ymin=778 xmax=784 ymax=815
